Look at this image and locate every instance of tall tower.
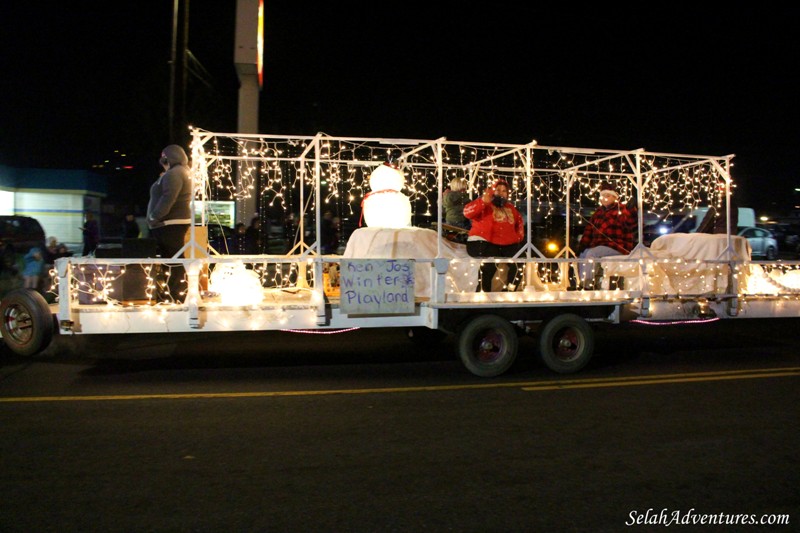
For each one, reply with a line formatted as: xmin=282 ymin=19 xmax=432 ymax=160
xmin=234 ymin=0 xmax=264 ymax=224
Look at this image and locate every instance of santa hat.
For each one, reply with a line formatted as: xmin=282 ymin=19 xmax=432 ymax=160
xmin=599 ymin=181 xmax=618 ymax=197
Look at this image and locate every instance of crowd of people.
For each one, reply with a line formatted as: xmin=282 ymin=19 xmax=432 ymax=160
xmin=226 ymin=218 xmax=266 ymax=255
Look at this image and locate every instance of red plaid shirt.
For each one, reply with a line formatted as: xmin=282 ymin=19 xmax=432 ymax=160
xmin=580 ymin=203 xmax=636 ymax=254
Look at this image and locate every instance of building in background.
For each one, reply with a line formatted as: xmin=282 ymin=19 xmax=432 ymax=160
xmin=0 ymin=165 xmax=106 ymax=246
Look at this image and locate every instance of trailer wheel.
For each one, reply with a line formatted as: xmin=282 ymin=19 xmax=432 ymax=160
xmin=538 ymin=313 xmax=594 ymax=374
xmin=0 ymin=288 xmax=54 ymax=357
xmin=457 ymin=315 xmax=518 ymax=377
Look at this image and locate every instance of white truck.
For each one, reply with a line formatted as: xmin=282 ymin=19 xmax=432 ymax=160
xmin=2 ymin=129 xmax=798 ymax=377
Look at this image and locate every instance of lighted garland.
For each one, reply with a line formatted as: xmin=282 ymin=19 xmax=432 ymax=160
xmin=51 ymin=259 xmax=321 ymax=308
xmin=193 ymin=133 xmax=736 ymax=239
xmin=49 ymin=255 xmax=800 ymax=310
xmin=192 ymin=135 xmax=740 ymax=277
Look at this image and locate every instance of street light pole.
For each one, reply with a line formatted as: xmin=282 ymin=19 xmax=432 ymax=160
xmin=179 ymin=0 xmax=190 ymax=145
xmin=168 ymin=0 xmax=178 ymax=143
xmin=169 ymin=0 xmax=190 ymax=146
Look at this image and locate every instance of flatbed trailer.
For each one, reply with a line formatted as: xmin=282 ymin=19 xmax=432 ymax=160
xmin=3 ymin=130 xmax=799 ymax=376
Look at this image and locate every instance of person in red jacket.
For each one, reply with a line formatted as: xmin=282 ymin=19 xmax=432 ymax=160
xmin=464 ymin=179 xmax=525 ymax=292
xmin=577 ymin=181 xmax=636 ymax=289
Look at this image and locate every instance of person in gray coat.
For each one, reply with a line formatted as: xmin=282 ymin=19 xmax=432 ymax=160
xmin=443 ymin=177 xmax=470 ymax=230
xmin=147 ymin=144 xmax=192 ymax=302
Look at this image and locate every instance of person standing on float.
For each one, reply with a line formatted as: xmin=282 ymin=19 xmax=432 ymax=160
xmin=147 ymin=144 xmax=192 ymax=302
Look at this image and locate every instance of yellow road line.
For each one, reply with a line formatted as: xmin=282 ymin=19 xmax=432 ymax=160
xmin=0 ymin=367 xmax=798 ymax=403
xmin=522 ymin=369 xmax=800 ymax=391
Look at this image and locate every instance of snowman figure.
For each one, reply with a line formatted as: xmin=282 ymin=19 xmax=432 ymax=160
xmin=362 ymin=162 xmax=412 ymax=228
xmin=209 ymin=261 xmax=263 ymax=306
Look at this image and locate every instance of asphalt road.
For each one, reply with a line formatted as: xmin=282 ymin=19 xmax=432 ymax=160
xmin=1 ymin=321 xmax=799 ymax=532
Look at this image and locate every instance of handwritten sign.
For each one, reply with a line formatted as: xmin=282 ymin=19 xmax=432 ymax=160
xmin=339 ymin=259 xmax=415 ymax=315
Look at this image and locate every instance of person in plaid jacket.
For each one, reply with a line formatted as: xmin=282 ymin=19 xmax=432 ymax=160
xmin=577 ymin=182 xmax=636 ymax=289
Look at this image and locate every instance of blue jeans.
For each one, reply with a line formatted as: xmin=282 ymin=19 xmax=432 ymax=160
xmin=578 ymin=245 xmax=620 ymax=288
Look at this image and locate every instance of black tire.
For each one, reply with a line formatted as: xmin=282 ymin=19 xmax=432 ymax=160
xmin=407 ymin=327 xmax=447 ymax=345
xmin=766 ymin=246 xmax=777 ymax=261
xmin=457 ymin=314 xmax=518 ymax=377
xmin=0 ymin=288 xmax=54 ymax=357
xmin=538 ymin=313 xmax=594 ymax=374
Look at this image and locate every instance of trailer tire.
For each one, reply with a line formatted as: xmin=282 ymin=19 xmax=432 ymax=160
xmin=0 ymin=288 xmax=54 ymax=357
xmin=457 ymin=314 xmax=518 ymax=377
xmin=538 ymin=313 xmax=594 ymax=374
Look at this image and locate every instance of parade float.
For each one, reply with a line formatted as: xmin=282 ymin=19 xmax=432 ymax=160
xmin=2 ymin=128 xmax=800 ymax=377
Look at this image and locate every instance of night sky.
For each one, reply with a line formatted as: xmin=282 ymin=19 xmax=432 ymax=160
xmin=1 ymin=3 xmax=796 ymax=213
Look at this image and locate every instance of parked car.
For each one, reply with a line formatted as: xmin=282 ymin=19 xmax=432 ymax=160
xmin=0 ymin=215 xmax=46 ymax=253
xmin=0 ymin=216 xmax=47 ymax=275
xmin=758 ymin=222 xmax=800 ymax=250
xmin=738 ymin=226 xmax=778 ymax=260
xmin=643 ymin=212 xmax=698 ymax=245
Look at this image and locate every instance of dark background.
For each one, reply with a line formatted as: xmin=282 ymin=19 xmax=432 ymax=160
xmin=1 ymin=3 xmax=796 ymax=214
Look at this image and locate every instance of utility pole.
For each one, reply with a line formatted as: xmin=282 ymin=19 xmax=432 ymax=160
xmin=169 ymin=0 xmax=190 ymax=146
